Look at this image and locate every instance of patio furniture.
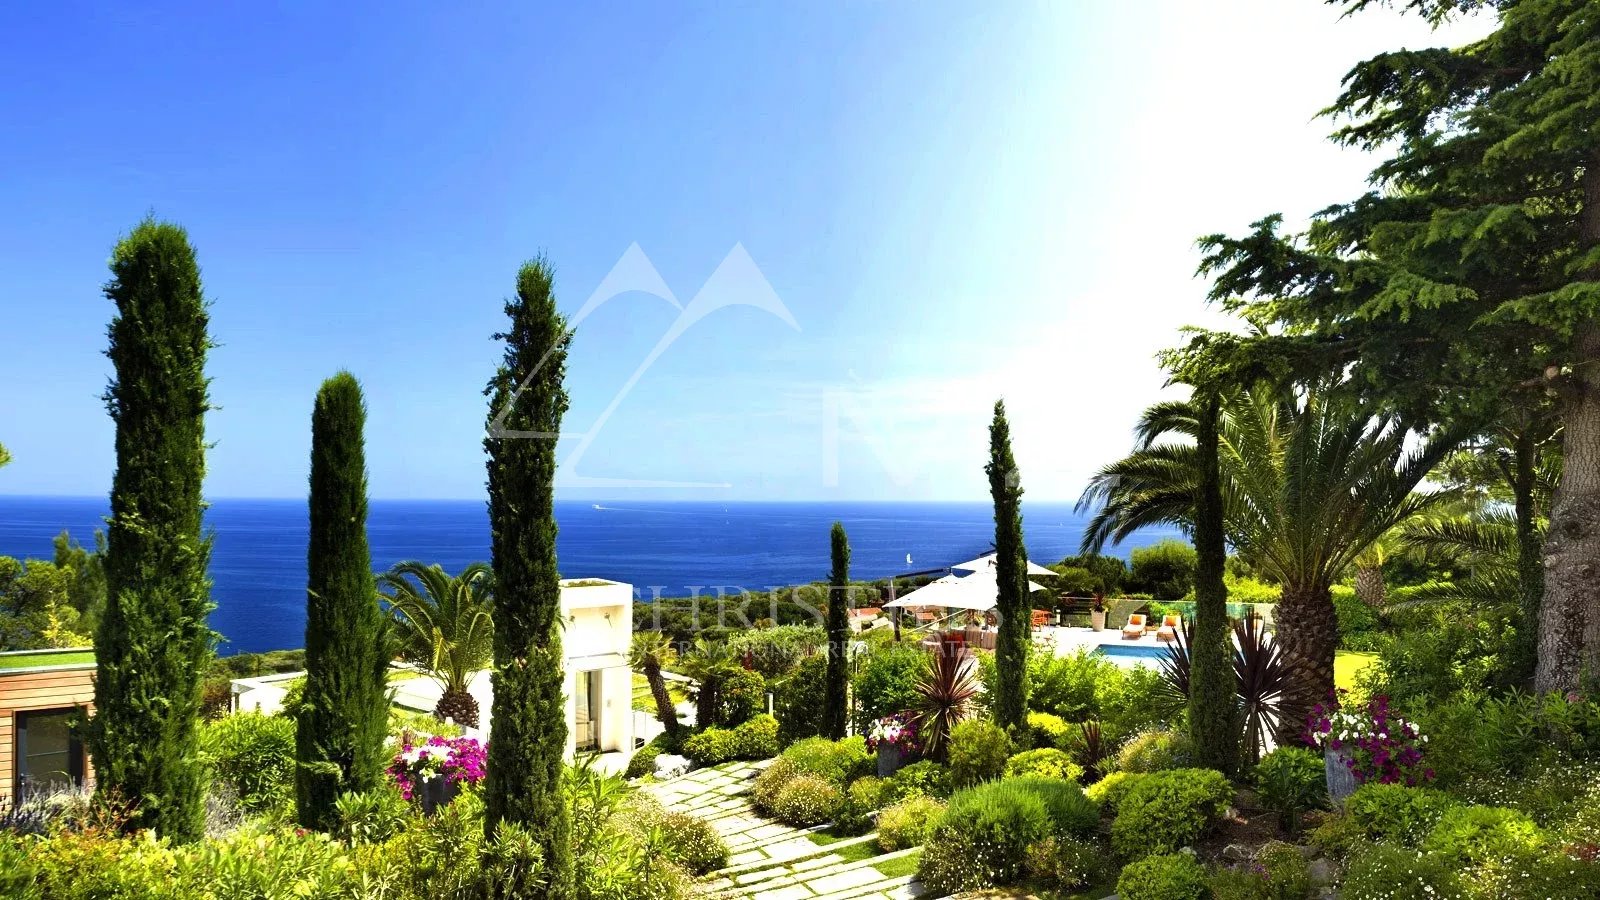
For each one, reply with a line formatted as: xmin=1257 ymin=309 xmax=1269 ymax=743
xmin=1156 ymin=614 xmax=1182 ymax=643
xmin=1121 ymin=614 xmax=1147 ymax=640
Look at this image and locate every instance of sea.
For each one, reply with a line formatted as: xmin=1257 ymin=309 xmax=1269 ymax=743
xmin=0 ymin=496 xmax=1180 ymax=655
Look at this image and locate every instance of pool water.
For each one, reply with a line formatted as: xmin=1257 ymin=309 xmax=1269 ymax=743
xmin=1095 ymin=643 xmax=1170 ymax=660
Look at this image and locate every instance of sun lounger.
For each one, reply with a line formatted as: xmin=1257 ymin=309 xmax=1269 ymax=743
xmin=1121 ymin=613 xmax=1147 ymax=640
xmin=1156 ymin=614 xmax=1182 ymax=643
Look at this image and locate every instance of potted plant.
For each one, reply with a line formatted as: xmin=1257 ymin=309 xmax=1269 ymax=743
xmin=866 ymin=712 xmax=922 ymax=777
xmin=387 ymin=732 xmax=488 ymax=814
xmin=1090 ymin=594 xmax=1107 ymax=631
xmin=1304 ymin=694 xmax=1431 ymax=804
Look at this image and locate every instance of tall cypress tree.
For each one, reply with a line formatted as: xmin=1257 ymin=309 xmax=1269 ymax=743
xmin=1187 ymin=389 xmax=1238 ymax=776
xmin=822 ymin=521 xmax=851 ymax=739
xmin=986 ymin=400 xmax=1029 ymax=733
xmin=88 ymin=218 xmax=213 ymax=842
xmin=297 ymin=372 xmax=389 ymax=831
xmin=483 ymin=257 xmax=573 ymax=897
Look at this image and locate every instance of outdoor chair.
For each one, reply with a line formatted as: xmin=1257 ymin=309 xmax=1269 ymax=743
xmin=1121 ymin=613 xmax=1147 ymax=640
xmin=1156 ymin=614 xmax=1182 ymax=643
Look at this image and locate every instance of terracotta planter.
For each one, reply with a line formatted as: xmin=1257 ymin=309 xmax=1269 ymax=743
xmin=876 ymin=743 xmax=918 ymax=778
xmin=1090 ymin=609 xmax=1107 ymax=631
xmin=420 ymin=774 xmax=459 ymax=815
xmin=1324 ymin=747 xmax=1359 ymax=805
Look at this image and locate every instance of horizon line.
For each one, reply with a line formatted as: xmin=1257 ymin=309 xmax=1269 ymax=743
xmin=0 ymin=492 xmax=1085 ymax=505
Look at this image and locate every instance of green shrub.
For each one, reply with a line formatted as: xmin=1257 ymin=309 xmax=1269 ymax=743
xmin=198 ymin=711 xmax=296 ymax=816
xmin=727 ymin=625 xmax=825 ymax=679
xmin=627 ymin=735 xmax=669 ymax=779
xmin=1339 ymin=843 xmax=1462 ymax=900
xmin=784 ymin=735 xmax=870 ymax=782
xmin=1332 ymin=585 xmax=1380 ymax=650
xmin=333 ymin=784 xmax=409 ymax=845
xmin=916 ymin=826 xmax=990 ymax=896
xmin=751 ymin=757 xmax=801 ymax=813
xmin=851 ymin=643 xmax=928 ymax=733
xmin=1026 ymin=649 xmax=1115 ymax=722
xmin=1255 ymin=841 xmax=1311 ymax=900
xmin=684 ymin=714 xmax=782 ymax=766
xmin=1086 ymin=770 xmax=1147 ymax=809
xmin=1253 ymin=747 xmax=1326 ymax=829
xmin=1127 ymin=539 xmax=1196 ymax=603
xmin=877 ymin=794 xmax=946 ymax=851
xmin=1117 ymin=729 xmax=1193 ymax=773
xmin=1024 ymin=834 xmax=1107 ymax=891
xmin=917 ymin=776 xmax=1100 ymax=892
xmin=1421 ymin=805 xmax=1545 ymax=866
xmin=887 ymin=759 xmax=952 ymax=800
xmin=1110 ymin=768 xmax=1233 ymax=859
xmin=775 ymin=653 xmax=827 ymax=745
xmin=835 ymin=776 xmax=891 ymax=835
xmin=715 ymin=667 xmax=766 ymax=727
xmin=1004 ymin=747 xmax=1084 ymax=781
xmin=652 ymin=811 xmax=729 ymax=874
xmin=768 ymin=774 xmax=843 ymax=826
xmin=732 ymin=713 xmax=779 ymax=759
xmin=1307 ymin=811 xmax=1364 ymax=856
xmin=1345 ymin=783 xmax=1460 ymax=846
xmin=1027 ymin=711 xmax=1073 ymax=749
xmin=947 ymin=719 xmax=1012 ymax=787
xmin=682 ymin=727 xmax=738 ymax=766
xmin=1116 ymin=852 xmax=1209 ymax=900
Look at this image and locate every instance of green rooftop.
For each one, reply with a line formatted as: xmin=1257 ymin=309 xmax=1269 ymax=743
xmin=0 ymin=649 xmax=96 ymax=671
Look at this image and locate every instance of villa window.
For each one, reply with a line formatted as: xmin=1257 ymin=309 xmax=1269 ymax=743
xmin=15 ymin=708 xmax=83 ymax=801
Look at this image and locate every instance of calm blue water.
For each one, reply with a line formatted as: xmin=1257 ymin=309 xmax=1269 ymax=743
xmin=0 ymin=496 xmax=1179 ymax=655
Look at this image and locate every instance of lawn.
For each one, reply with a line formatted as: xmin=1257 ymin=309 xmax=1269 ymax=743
xmin=631 ymin=673 xmax=687 ymax=712
xmin=0 ymin=650 xmax=95 ymax=670
xmin=1335 ymin=650 xmax=1377 ymax=691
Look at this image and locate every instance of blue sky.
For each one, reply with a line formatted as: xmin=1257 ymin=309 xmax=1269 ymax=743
xmin=0 ymin=2 xmax=1490 ymax=501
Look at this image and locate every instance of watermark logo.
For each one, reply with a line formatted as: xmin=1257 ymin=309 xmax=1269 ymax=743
xmin=488 ymin=243 xmax=800 ymax=489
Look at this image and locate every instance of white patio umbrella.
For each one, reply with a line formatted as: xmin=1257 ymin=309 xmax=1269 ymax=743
xmin=883 ymin=569 xmax=1048 ymax=612
xmin=949 ymin=552 xmax=1058 ymax=579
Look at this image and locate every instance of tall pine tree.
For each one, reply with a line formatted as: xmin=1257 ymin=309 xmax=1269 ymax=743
xmin=297 ymin=372 xmax=389 ymax=831
xmin=986 ymin=400 xmax=1029 ymax=733
xmin=822 ymin=521 xmax=850 ymax=739
xmin=483 ymin=257 xmax=573 ymax=897
xmin=1186 ymin=389 xmax=1238 ymax=776
xmin=89 ymin=218 xmax=214 ymax=842
xmin=1197 ymin=0 xmax=1600 ymax=691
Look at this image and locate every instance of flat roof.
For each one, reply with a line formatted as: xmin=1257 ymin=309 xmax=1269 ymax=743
xmin=0 ymin=648 xmax=96 ymax=672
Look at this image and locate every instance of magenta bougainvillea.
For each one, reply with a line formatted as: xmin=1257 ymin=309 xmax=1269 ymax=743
xmin=1304 ymin=693 xmax=1432 ymax=786
xmin=387 ymin=733 xmax=488 ymax=800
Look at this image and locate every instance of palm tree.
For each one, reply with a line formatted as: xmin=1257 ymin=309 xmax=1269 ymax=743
xmin=679 ymin=638 xmax=740 ymax=729
xmin=379 ymin=560 xmax=494 ymax=728
xmin=629 ymin=631 xmax=683 ymax=743
xmin=1079 ymin=385 xmax=1463 ymax=724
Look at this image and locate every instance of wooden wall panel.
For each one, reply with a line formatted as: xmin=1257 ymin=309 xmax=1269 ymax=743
xmin=0 ymin=666 xmax=96 ymax=803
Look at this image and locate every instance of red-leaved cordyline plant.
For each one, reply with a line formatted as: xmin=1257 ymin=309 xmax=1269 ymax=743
xmin=1303 ymin=692 xmax=1432 ymax=786
xmin=387 ymin=732 xmax=488 ymax=801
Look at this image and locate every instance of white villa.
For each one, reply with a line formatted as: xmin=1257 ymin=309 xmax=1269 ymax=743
xmin=231 ymin=577 xmax=638 ymax=763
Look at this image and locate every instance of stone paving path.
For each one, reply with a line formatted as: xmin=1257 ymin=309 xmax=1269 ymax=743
xmin=645 ymin=761 xmax=931 ymax=900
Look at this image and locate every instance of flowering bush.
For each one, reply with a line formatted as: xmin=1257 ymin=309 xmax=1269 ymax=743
xmin=865 ymin=713 xmax=921 ymax=753
xmin=387 ymin=733 xmax=487 ymax=800
xmin=1304 ymin=694 xmax=1432 ymax=786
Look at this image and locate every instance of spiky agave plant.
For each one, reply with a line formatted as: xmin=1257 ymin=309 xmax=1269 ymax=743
xmin=1156 ymin=622 xmax=1193 ymax=717
xmin=912 ymin=640 xmax=980 ymax=760
xmin=1072 ymin=720 xmax=1111 ymax=782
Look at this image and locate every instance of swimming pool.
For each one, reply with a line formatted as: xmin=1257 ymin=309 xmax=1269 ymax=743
xmin=1095 ymin=643 xmax=1170 ymax=661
